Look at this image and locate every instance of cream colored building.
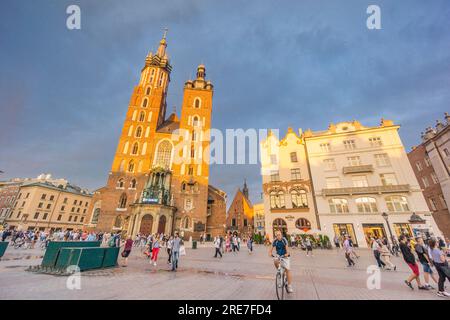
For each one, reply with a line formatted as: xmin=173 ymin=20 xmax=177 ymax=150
xmin=253 ymin=202 xmax=265 ymax=235
xmin=260 ymin=128 xmax=319 ymax=241
xmin=5 ymin=182 xmax=92 ymax=232
xmin=303 ymin=119 xmax=443 ymax=247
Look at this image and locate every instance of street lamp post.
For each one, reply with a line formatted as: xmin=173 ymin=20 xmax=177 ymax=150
xmin=382 ymin=212 xmax=394 ymax=245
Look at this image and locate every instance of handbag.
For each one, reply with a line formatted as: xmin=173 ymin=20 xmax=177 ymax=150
xmin=179 ymin=245 xmax=186 ymax=256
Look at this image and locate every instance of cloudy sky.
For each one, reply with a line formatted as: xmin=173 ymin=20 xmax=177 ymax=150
xmin=1 ymin=0 xmax=450 ymax=204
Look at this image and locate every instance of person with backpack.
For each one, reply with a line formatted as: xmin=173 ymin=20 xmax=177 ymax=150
xmin=120 ymin=236 xmax=133 ymax=267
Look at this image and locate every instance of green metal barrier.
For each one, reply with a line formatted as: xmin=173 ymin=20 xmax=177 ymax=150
xmin=56 ymin=247 xmax=105 ymax=272
xmin=192 ymin=240 xmax=197 ymax=249
xmin=102 ymin=247 xmax=120 ymax=268
xmin=41 ymin=241 xmax=101 ymax=268
xmin=0 ymin=241 xmax=9 ymax=258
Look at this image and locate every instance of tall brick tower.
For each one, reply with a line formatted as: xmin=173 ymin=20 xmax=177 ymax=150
xmin=86 ymin=31 xmax=226 ymax=240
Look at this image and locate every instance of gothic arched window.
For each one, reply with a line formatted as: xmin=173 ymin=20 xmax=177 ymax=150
xmin=192 ymin=116 xmax=199 ymax=127
xmin=130 ymin=179 xmax=137 ymax=189
xmin=142 ymin=98 xmax=148 ymax=108
xmin=139 ymin=111 xmax=145 ymax=122
xmin=118 ymin=194 xmax=127 ymax=209
xmin=128 ymin=160 xmax=135 ymax=173
xmin=131 ymin=142 xmax=139 ymax=155
xmin=194 ymin=98 xmax=201 ymax=108
xmin=135 ymin=126 xmax=142 ymax=138
xmin=155 ymin=140 xmax=173 ymax=169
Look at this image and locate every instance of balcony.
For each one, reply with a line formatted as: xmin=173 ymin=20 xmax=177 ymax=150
xmin=342 ymin=164 xmax=374 ymax=174
xmin=322 ymin=184 xmax=410 ymax=196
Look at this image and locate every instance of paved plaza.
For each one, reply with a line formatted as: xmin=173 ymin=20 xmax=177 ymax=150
xmin=0 ymin=244 xmax=447 ymax=300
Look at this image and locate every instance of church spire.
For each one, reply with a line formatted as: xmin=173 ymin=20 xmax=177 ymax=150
xmin=157 ymin=27 xmax=168 ymax=57
xmin=242 ymin=179 xmax=249 ymax=199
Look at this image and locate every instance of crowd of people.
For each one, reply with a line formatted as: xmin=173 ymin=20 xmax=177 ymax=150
xmin=1 ymin=226 xmax=449 ymax=298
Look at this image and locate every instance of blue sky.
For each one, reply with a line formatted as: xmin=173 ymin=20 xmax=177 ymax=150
xmin=1 ymin=0 xmax=450 ymax=204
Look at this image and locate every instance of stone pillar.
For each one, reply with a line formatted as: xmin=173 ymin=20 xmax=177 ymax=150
xmin=152 ymin=213 xmax=160 ymax=234
xmin=134 ymin=213 xmax=142 ymax=236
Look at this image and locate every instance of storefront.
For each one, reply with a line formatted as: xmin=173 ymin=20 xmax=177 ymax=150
xmin=393 ymin=223 xmax=412 ymax=237
xmin=362 ymin=224 xmax=386 ymax=246
xmin=333 ymin=223 xmax=358 ymax=246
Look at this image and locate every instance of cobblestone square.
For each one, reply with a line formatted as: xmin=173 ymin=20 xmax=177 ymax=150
xmin=0 ymin=244 xmax=446 ymax=300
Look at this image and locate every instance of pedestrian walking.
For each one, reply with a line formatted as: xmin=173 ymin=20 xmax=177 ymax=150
xmin=399 ymin=234 xmax=428 ymax=291
xmin=343 ymin=235 xmax=355 ymax=267
xmin=151 ymin=237 xmax=160 ymax=266
xmin=305 ymin=237 xmax=313 ymax=257
xmin=121 ymin=236 xmax=133 ymax=267
xmin=214 ymin=236 xmax=222 ymax=258
xmin=167 ymin=236 xmax=173 ymax=264
xmin=380 ymin=240 xmax=396 ymax=270
xmin=428 ymin=238 xmax=450 ymax=297
xmin=371 ymin=238 xmax=386 ymax=268
xmin=247 ymin=236 xmax=253 ymax=253
xmin=171 ymin=233 xmax=181 ymax=271
xmin=415 ymin=236 xmax=438 ymax=289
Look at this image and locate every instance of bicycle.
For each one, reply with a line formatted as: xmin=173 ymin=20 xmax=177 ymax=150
xmin=272 ymin=254 xmax=289 ymax=300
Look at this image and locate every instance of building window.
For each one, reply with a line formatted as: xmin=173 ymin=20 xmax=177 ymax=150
xmin=194 ymin=98 xmax=201 ymax=108
xmin=145 ymin=87 xmax=151 ymax=96
xmin=326 ymin=177 xmax=341 ymax=189
xmin=424 ymin=156 xmax=431 ymax=167
xmin=130 ymin=179 xmax=137 ymax=189
xmin=128 ymin=160 xmax=135 ymax=172
xmin=421 ymin=177 xmax=430 ymax=188
xmin=416 ymin=161 xmax=423 ymax=171
xmin=295 ymin=218 xmax=311 ymax=230
xmin=63 ymin=198 xmax=68 ymax=204
xmin=380 ymin=173 xmax=398 ymax=186
xmin=429 ymin=198 xmax=437 ymax=211
xmin=135 ymin=126 xmax=143 ymax=138
xmin=352 ymin=175 xmax=369 ymax=187
xmin=38 ymin=202 xmax=43 ymax=208
xmin=142 ymin=97 xmax=148 ymax=107
xmin=117 ymin=179 xmax=124 ymax=188
xmin=270 ymin=191 xmax=285 ymax=209
xmin=73 ymin=200 xmax=77 ymax=205
xmin=232 ymin=218 xmax=236 ymax=227
xmin=386 ymin=196 xmax=409 ymax=212
xmin=41 ymin=194 xmax=46 ymax=200
xmin=57 ymin=215 xmax=62 ymax=221
xmin=46 ymin=204 xmax=51 ymax=209
xmin=444 ymin=148 xmax=450 ymax=157
xmin=347 ymin=156 xmax=361 ymax=166
xmin=374 ymin=153 xmax=390 ymax=167
xmin=439 ymin=195 xmax=447 ymax=209
xmin=49 ymin=195 xmax=54 ymax=201
xmin=91 ymin=208 xmax=100 ymax=224
xmin=291 ymin=190 xmax=308 ymax=208
xmin=431 ymin=172 xmax=439 ymax=184
xmin=139 ymin=111 xmax=145 ymax=122
xmin=343 ymin=140 xmax=356 ymax=150
xmin=324 ymin=158 xmax=336 ymax=171
xmin=192 ymin=116 xmax=199 ymax=127
xmin=355 ymin=197 xmax=378 ymax=213
xmin=270 ymin=171 xmax=280 ymax=182
xmin=34 ymin=212 xmax=39 ymax=219
xmin=290 ymin=152 xmax=298 ymax=163
xmin=77 ymin=208 xmax=80 ymax=213
xmin=80 ymin=217 xmax=84 ymax=223
xmin=183 ymin=216 xmax=190 ymax=229
xmin=369 ymin=137 xmax=382 ymax=147
xmin=42 ymin=212 xmax=48 ymax=220
xmin=243 ymin=219 xmax=248 ymax=227
xmin=184 ymin=198 xmax=193 ymax=211
xmin=71 ymin=207 xmax=75 ymax=212
xmin=290 ymin=168 xmax=301 ymax=180
xmin=74 ymin=216 xmax=78 ymax=222
xmin=329 ymin=198 xmax=349 ymax=213
xmin=131 ymin=142 xmax=139 ymax=155
xmin=320 ymin=143 xmax=331 ymax=152
xmin=155 ymin=140 xmax=173 ymax=169
xmin=61 ymin=205 xmax=65 ymax=211
xmin=188 ymin=166 xmax=194 ymax=175
xmin=118 ymin=193 xmax=127 ymax=209
xmin=68 ymin=216 xmax=73 ymax=222
xmin=83 ymin=209 xmax=86 ymax=214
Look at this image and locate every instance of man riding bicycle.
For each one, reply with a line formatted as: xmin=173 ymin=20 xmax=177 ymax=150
xmin=268 ymin=230 xmax=294 ymax=293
